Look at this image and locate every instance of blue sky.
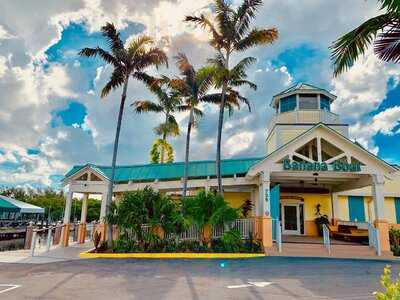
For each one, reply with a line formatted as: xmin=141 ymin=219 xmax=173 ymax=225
xmin=0 ymin=0 xmax=399 ymax=189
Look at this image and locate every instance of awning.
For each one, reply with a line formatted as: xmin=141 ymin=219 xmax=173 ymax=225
xmin=0 ymin=197 xmax=20 ymax=213
xmin=0 ymin=196 xmax=44 ymax=214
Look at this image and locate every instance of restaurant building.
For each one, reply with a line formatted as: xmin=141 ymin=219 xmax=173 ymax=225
xmin=62 ymin=83 xmax=400 ymax=256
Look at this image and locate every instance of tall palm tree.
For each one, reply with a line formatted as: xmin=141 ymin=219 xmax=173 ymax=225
xmin=331 ymin=0 xmax=400 ymax=76
xmin=132 ymin=74 xmax=181 ymax=163
xmin=185 ymin=0 xmax=278 ymax=195
xmin=171 ymin=53 xmax=251 ymax=197
xmin=79 ymin=23 xmax=167 ymax=247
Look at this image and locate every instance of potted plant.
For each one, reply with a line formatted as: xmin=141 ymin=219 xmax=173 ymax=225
xmin=314 ymin=204 xmax=330 ymax=236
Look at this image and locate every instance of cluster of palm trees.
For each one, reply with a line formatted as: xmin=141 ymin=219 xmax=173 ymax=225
xmin=79 ymin=0 xmax=278 ymax=246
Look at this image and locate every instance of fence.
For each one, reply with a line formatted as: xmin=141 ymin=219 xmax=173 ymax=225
xmin=368 ymin=223 xmax=381 ymax=256
xmin=28 ymin=223 xmax=66 ymax=256
xmin=212 ymin=219 xmax=255 ymax=240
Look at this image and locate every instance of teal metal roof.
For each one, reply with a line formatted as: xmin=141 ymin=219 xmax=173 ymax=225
xmin=64 ymin=157 xmax=264 ymax=183
xmin=0 ymin=196 xmax=20 ymax=213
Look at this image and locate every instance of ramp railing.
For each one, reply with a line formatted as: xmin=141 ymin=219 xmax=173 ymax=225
xmin=368 ymin=223 xmax=381 ymax=256
xmin=322 ymin=224 xmax=331 ymax=255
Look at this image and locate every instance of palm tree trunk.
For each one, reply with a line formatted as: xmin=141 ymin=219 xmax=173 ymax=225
xmin=182 ymin=108 xmax=194 ymax=198
xmin=216 ymin=52 xmax=230 ymax=196
xmin=160 ymin=114 xmax=169 ymax=164
xmin=216 ymin=84 xmax=227 ymax=196
xmin=105 ymin=76 xmax=129 ymax=248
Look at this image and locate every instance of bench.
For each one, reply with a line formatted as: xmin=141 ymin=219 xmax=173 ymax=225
xmin=328 ymin=224 xmax=368 ymax=243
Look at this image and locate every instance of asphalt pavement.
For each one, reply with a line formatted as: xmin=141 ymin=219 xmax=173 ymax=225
xmin=0 ymin=256 xmax=397 ymax=299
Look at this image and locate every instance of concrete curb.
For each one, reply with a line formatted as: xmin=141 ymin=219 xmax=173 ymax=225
xmin=79 ymin=251 xmax=266 ymax=259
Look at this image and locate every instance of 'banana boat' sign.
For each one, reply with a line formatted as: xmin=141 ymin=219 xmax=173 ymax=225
xmin=283 ymin=159 xmax=361 ymax=172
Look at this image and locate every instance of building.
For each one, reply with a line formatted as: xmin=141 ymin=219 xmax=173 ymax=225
xmin=0 ymin=195 xmax=45 ymax=225
xmin=62 ymin=83 xmax=400 ymax=254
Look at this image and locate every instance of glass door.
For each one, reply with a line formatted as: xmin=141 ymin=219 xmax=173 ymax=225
xmin=282 ymin=204 xmax=300 ymax=235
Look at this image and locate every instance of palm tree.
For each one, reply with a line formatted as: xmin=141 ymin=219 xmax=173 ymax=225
xmin=79 ymin=23 xmax=167 ymax=247
xmin=185 ymin=0 xmax=278 ymax=195
xmin=331 ymin=0 xmax=400 ymax=76
xmin=171 ymin=53 xmax=251 ymax=197
xmin=132 ymin=75 xmax=181 ymax=163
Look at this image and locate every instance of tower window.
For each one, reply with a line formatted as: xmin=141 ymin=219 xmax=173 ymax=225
xmin=280 ymin=95 xmax=296 ymax=113
xmin=320 ymin=95 xmax=331 ymax=111
xmin=299 ymin=94 xmax=318 ymax=109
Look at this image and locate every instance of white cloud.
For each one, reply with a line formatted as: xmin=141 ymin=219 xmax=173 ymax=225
xmin=350 ymin=106 xmax=400 ymax=154
xmin=331 ymin=51 xmax=400 ymax=120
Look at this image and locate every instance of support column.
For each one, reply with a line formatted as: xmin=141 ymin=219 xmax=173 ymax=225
xmin=331 ymin=193 xmax=340 ymax=225
xmin=78 ymin=193 xmax=88 ymax=244
xmin=372 ymin=174 xmax=390 ymax=253
xmin=61 ymin=191 xmax=73 ymax=247
xmin=98 ymin=190 xmax=108 ymax=242
xmin=260 ymin=172 xmax=273 ymax=249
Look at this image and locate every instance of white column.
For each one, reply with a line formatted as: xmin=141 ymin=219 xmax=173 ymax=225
xmin=372 ymin=174 xmax=385 ymax=220
xmin=260 ymin=172 xmax=271 ymax=216
xmin=100 ymin=190 xmax=108 ymax=222
xmin=317 ymin=137 xmax=322 ymax=162
xmin=63 ymin=191 xmax=73 ymax=224
xmin=80 ymin=193 xmax=88 ymax=223
xmin=257 ymin=183 xmax=263 ymax=216
xmin=205 ymin=176 xmax=210 ymax=192
xmin=332 ymin=193 xmax=339 ymax=220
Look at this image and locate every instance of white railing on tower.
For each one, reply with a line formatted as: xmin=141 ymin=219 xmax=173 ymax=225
xmin=273 ymin=219 xmax=282 ymax=253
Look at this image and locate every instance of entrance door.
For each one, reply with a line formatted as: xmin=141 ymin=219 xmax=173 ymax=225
xmin=282 ymin=204 xmax=300 ymax=235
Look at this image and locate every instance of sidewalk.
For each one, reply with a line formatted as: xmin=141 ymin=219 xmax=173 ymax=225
xmin=0 ymin=242 xmax=92 ymax=264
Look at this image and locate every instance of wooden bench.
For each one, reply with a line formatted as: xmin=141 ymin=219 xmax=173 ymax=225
xmin=328 ymin=224 xmax=368 ymax=243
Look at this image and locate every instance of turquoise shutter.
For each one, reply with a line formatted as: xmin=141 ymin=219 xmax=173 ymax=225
xmin=394 ymin=198 xmax=400 ymax=224
xmin=270 ymin=185 xmax=280 ymax=240
xmin=348 ymin=196 xmax=365 ymax=222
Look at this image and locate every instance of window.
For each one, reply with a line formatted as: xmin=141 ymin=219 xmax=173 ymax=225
xmin=76 ymin=173 xmax=88 ymax=181
xmin=320 ymin=95 xmax=331 ymax=111
xmin=395 ymin=198 xmax=400 ymax=224
xmin=90 ymin=173 xmax=102 ymax=181
xmin=280 ymin=95 xmax=296 ymax=113
xmin=299 ymin=94 xmax=318 ymax=109
xmin=348 ymin=196 xmax=365 ymax=222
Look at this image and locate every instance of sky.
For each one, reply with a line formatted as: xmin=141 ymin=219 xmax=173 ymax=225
xmin=0 ymin=0 xmax=399 ymax=190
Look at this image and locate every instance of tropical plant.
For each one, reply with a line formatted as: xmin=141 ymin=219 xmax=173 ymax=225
xmin=331 ymin=0 xmax=400 ymax=76
xmin=182 ymin=190 xmax=239 ymax=245
xmin=374 ymin=265 xmax=400 ymax=300
xmin=132 ymin=74 xmax=181 ymax=163
xmin=106 ymin=187 xmax=182 ymax=248
xmin=185 ymin=0 xmax=278 ymax=195
xmin=149 ymin=138 xmax=174 ymax=163
xmin=79 ymin=23 xmax=167 ymax=247
xmin=240 ymin=199 xmax=253 ymax=218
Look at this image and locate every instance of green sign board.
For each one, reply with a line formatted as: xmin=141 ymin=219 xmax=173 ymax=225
xmin=283 ymin=159 xmax=361 ymax=172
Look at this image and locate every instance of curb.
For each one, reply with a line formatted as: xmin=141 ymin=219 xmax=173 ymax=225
xmin=79 ymin=251 xmax=266 ymax=259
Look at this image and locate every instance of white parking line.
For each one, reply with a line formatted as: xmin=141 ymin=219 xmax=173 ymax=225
xmin=0 ymin=284 xmax=21 ymax=294
xmin=227 ymin=281 xmax=273 ymax=289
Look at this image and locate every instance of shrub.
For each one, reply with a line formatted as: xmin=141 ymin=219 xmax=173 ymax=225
xmin=389 ymin=228 xmax=400 ymax=256
xmin=374 ymin=266 xmax=400 ymax=300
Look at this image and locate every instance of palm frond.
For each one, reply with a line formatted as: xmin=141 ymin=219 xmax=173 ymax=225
xmin=170 ymin=78 xmax=191 ymax=96
xmin=132 ymin=100 xmax=164 ymax=113
xmin=330 ymin=13 xmax=395 ymax=76
xmin=229 ymin=56 xmax=257 ymax=80
xmin=230 ymin=79 xmax=257 ymax=90
xmin=176 ymin=104 xmax=192 ymax=112
xmin=78 ymin=47 xmax=118 ymax=66
xmin=128 ymin=35 xmax=154 ymax=59
xmin=135 ymin=47 xmax=168 ymax=70
xmin=235 ymin=0 xmax=263 ymax=38
xmin=196 ymin=65 xmax=217 ymax=97
xmin=101 ymin=68 xmax=125 ymax=98
xmin=226 ymin=88 xmax=251 ymax=112
xmin=374 ymin=24 xmax=400 ymax=63
xmin=380 ymin=0 xmax=400 ymax=13
xmin=214 ymin=0 xmax=235 ymax=40
xmin=154 ymin=120 xmax=180 ymax=137
xmin=101 ymin=23 xmax=124 ymax=54
xmin=200 ymin=93 xmax=223 ymax=104
xmin=234 ymin=28 xmax=278 ymax=51
xmin=185 ymin=14 xmax=223 ymax=48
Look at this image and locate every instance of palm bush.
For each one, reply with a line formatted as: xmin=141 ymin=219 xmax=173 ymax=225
xmin=182 ymin=190 xmax=239 ymax=245
xmin=106 ymin=187 xmax=181 ymax=248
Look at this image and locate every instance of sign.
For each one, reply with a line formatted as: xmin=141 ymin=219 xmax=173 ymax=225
xmin=283 ymin=159 xmax=361 ymax=172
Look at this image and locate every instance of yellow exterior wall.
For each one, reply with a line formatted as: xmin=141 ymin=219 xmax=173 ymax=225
xmin=281 ymin=193 xmax=332 ymax=236
xmin=281 ymin=129 xmax=306 ymax=145
xmin=385 ymin=197 xmax=396 ymax=224
xmin=224 ymin=192 xmax=251 ymax=215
